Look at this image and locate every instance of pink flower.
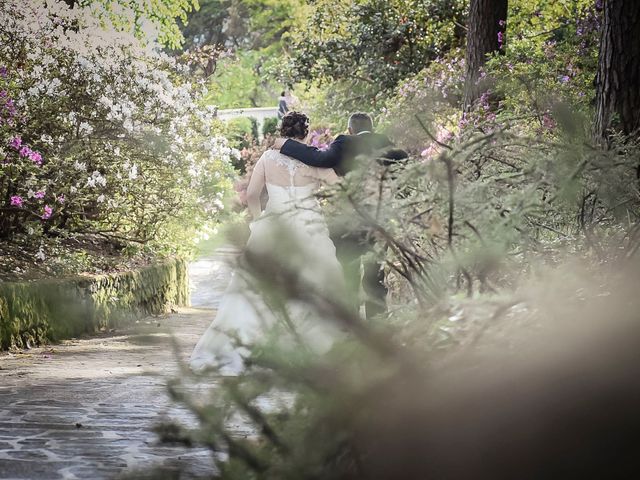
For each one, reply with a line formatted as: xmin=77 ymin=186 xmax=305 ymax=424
xmin=421 ymin=141 xmax=443 ymax=158
xmin=542 ymin=113 xmax=556 ymax=131
xmin=9 ymin=136 xmax=22 ymax=149
xmin=497 ymin=31 xmax=504 ymax=47
xmin=10 ymin=195 xmax=23 ymax=207
xmin=29 ymin=151 xmax=42 ymax=165
xmin=480 ymin=91 xmax=491 ymax=110
xmin=57 ymin=194 xmax=65 ymax=204
xmin=42 ymin=205 xmax=53 ymax=219
xmin=19 ymin=146 xmax=32 ymax=158
xmin=233 ymin=179 xmax=248 ymax=206
xmin=34 ymin=190 xmax=45 ymax=199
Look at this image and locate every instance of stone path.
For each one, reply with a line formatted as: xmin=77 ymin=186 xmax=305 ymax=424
xmin=0 ymin=248 xmax=239 ymax=480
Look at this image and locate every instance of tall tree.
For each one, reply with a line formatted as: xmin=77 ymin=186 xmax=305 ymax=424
xmin=463 ymin=0 xmax=508 ymax=110
xmin=594 ymin=0 xmax=640 ymax=139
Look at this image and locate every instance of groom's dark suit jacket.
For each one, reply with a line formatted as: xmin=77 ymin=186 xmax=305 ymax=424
xmin=280 ymin=132 xmax=407 ymax=176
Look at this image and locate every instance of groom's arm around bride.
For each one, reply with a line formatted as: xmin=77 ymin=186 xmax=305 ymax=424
xmin=273 ymin=112 xmax=407 ymax=176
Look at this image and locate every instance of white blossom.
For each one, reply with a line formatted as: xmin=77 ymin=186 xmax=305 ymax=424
xmin=128 ymin=164 xmax=138 ymax=180
xmin=86 ymin=171 xmax=106 ymax=188
xmin=1 ymin=0 xmax=234 ymax=245
xmin=79 ymin=122 xmax=93 ymax=134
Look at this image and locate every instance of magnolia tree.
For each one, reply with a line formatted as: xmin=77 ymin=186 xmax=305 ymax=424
xmin=0 ymin=0 xmax=237 ymax=257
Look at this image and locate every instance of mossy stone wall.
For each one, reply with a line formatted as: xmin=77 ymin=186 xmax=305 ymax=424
xmin=0 ymin=258 xmax=189 ymax=350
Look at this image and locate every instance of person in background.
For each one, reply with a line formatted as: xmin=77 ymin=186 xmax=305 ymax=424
xmin=277 ymin=91 xmax=289 ymax=120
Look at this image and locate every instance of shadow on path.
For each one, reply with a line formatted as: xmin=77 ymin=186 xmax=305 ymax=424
xmin=0 ymin=249 xmax=237 ymax=480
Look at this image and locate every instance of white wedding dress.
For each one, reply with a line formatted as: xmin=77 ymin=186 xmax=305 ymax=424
xmin=189 ymin=149 xmax=344 ymax=375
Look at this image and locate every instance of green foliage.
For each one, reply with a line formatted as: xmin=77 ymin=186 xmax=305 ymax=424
xmin=381 ymin=48 xmax=465 ymax=152
xmin=262 ymin=117 xmax=279 ymax=137
xmin=224 ymin=117 xmax=258 ymax=150
xmin=177 ymin=0 xmax=233 ymax=50
xmin=286 ymin=0 xmax=467 ymax=110
xmin=79 ymin=0 xmax=199 ymax=49
xmin=293 ymin=79 xmax=376 ymax=129
xmin=179 ymin=0 xmax=305 ymax=51
xmin=205 ymin=51 xmax=282 ymax=108
xmin=243 ymin=0 xmax=308 ymax=48
xmin=482 ymin=0 xmax=600 ymax=125
xmin=178 ymin=0 xmax=306 ymax=103
xmin=381 ymin=0 xmax=601 ymax=149
xmin=335 ymin=122 xmax=637 ymax=306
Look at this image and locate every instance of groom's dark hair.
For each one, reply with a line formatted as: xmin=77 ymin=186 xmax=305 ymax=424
xmin=348 ymin=112 xmax=373 ymax=134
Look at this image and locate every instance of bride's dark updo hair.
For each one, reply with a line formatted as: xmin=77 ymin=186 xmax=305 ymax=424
xmin=280 ymin=111 xmax=309 ymax=139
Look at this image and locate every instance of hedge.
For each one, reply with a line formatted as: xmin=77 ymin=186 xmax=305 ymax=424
xmin=0 ymin=257 xmax=189 ymax=350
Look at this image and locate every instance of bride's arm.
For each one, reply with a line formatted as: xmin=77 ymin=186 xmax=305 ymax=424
xmin=246 ymin=157 xmax=266 ymax=220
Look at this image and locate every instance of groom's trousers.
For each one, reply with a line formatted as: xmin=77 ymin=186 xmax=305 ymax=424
xmin=333 ymin=230 xmax=387 ymax=320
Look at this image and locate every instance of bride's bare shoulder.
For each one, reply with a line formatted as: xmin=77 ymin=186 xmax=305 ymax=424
xmin=261 ymin=149 xmax=298 ymax=165
xmin=260 ymin=149 xmax=281 ymax=160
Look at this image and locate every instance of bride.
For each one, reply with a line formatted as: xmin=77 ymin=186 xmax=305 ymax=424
xmin=190 ymin=112 xmax=344 ymax=374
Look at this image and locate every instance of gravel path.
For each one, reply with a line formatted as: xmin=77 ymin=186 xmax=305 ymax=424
xmin=0 ymin=248 xmax=239 ymax=480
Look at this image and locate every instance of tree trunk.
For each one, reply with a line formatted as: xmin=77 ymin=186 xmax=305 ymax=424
xmin=463 ymin=0 xmax=509 ymax=111
xmin=594 ymin=0 xmax=640 ymax=139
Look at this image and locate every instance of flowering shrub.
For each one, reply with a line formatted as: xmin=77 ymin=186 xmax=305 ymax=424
xmin=380 ymin=48 xmax=464 ymax=154
xmin=233 ymin=135 xmax=277 ymax=209
xmin=287 ymin=0 xmax=467 ymax=109
xmin=371 ymin=0 xmax=634 ymax=309
xmin=308 ymin=127 xmax=332 ymax=151
xmin=0 ymin=0 xmax=237 ymax=267
xmin=382 ymin=0 xmax=601 ymax=155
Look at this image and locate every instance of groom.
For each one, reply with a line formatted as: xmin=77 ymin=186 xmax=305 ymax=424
xmin=273 ymin=112 xmax=407 ymax=319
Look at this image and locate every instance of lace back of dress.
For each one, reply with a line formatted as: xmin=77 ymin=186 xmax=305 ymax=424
xmin=284 ymin=156 xmax=296 ymax=190
xmin=264 ymin=150 xmax=318 ymax=196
